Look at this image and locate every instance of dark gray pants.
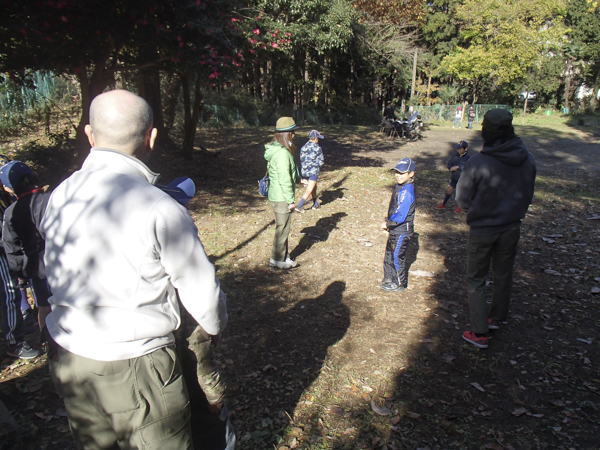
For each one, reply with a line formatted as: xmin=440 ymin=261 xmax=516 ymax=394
xmin=466 ymin=226 xmax=520 ymax=334
xmin=270 ymin=201 xmax=292 ymax=262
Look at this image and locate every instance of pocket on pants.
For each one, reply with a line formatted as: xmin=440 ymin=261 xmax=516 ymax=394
xmin=138 ymin=403 xmax=191 ymax=448
xmin=88 ymin=364 xmax=140 ymax=415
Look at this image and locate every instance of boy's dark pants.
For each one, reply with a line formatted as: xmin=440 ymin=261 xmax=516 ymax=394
xmin=383 ymin=231 xmax=413 ymax=287
xmin=466 ymin=225 xmax=520 ymax=334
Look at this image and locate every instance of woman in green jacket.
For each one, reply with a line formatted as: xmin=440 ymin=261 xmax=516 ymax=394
xmin=265 ymin=117 xmax=300 ymax=269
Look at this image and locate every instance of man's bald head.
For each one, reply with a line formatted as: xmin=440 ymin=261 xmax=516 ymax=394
xmin=88 ymin=90 xmax=154 ymax=155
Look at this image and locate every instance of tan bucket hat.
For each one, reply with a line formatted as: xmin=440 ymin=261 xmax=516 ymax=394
xmin=274 ymin=117 xmax=300 ymax=132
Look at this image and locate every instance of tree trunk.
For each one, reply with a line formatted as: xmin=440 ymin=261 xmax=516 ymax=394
xmin=410 ymin=49 xmax=418 ymax=101
xmin=138 ymin=66 xmax=164 ymax=138
xmin=254 ymin=60 xmax=262 ymax=100
xmin=74 ymin=63 xmax=111 ymax=164
xmin=564 ymin=60 xmax=572 ymax=112
xmin=163 ymin=73 xmax=182 ymax=135
xmin=427 ymin=76 xmax=431 ymax=106
xmin=181 ymin=72 xmax=203 ymax=159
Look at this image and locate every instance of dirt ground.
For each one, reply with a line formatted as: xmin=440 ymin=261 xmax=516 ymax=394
xmin=1 ymin=121 xmax=599 ymax=450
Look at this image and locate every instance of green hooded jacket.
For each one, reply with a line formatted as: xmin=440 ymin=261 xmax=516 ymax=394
xmin=264 ymin=141 xmax=298 ymax=204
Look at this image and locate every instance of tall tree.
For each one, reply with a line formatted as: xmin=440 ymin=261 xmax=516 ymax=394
xmin=0 ymin=0 xmax=241 ymax=160
xmin=440 ymin=0 xmax=568 ymax=88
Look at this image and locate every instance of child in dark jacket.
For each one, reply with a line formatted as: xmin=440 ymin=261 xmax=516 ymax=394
xmin=380 ymin=158 xmax=416 ymax=292
xmin=0 ymin=161 xmax=52 ymax=331
xmin=436 ymin=140 xmax=471 ymax=213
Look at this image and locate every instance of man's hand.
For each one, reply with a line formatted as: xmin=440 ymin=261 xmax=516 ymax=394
xmin=380 ymin=222 xmax=388 ymax=231
xmin=300 ymin=179 xmax=308 ymax=186
xmin=288 ymin=203 xmax=297 ymax=210
xmin=450 ymin=166 xmax=459 ymax=171
xmin=207 ymin=402 xmax=224 ymax=415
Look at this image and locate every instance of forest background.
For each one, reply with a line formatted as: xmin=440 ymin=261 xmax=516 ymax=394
xmin=1 ymin=0 xmax=599 ymax=162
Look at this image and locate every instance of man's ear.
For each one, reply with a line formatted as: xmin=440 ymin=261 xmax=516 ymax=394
xmin=84 ymin=125 xmax=95 ymax=147
xmin=148 ymin=128 xmax=158 ymax=150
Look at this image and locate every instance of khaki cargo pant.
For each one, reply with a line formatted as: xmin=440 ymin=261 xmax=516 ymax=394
xmin=49 ymin=345 xmax=192 ymax=450
xmin=270 ymin=201 xmax=292 ymax=262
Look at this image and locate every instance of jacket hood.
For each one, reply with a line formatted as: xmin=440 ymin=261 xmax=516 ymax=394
xmin=264 ymin=141 xmax=289 ymax=162
xmin=480 ymin=138 xmax=530 ymax=167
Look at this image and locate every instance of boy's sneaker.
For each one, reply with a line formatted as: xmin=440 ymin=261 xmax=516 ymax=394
xmin=284 ymin=257 xmax=298 ymax=268
xmin=7 ymin=341 xmax=39 ymax=359
xmin=380 ymin=281 xmax=405 ymax=292
xmin=269 ymin=258 xmax=294 ymax=270
xmin=311 ymin=202 xmax=320 ymax=210
xmin=488 ymin=319 xmax=500 ymax=330
xmin=435 ymin=203 xmax=446 ymax=209
xmin=454 ymin=206 xmax=462 ymax=214
xmin=462 ymin=331 xmax=488 ymax=349
xmin=294 ymin=207 xmax=305 ymax=214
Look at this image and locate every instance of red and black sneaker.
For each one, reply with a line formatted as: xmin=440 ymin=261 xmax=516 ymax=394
xmin=462 ymin=331 xmax=488 ymax=348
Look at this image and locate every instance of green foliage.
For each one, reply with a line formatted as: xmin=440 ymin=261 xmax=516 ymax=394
xmin=440 ymin=0 xmax=568 ymax=85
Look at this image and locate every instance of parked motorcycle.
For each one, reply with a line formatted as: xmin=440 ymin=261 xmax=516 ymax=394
xmin=402 ymin=111 xmax=423 ymax=141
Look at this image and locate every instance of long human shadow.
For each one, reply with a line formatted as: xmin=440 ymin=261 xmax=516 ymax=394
xmin=289 ymin=212 xmax=348 ymax=261
xmin=212 ymin=219 xmax=275 ymax=262
xmin=217 ymin=278 xmax=351 ymax=448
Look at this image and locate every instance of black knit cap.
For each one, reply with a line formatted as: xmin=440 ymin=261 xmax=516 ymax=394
xmin=482 ymin=108 xmax=513 ymax=132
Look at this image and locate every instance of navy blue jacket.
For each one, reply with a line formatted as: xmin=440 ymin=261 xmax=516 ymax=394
xmin=386 ymin=181 xmax=416 ymax=233
xmin=447 ymin=151 xmax=471 ymax=181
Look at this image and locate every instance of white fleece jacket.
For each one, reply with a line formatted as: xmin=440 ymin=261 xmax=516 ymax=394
xmin=41 ymin=148 xmax=227 ymax=361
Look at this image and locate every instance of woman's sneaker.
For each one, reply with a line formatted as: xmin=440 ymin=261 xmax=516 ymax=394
xmin=269 ymin=258 xmax=293 ymax=269
xmin=284 ymin=257 xmax=298 ymax=268
xmin=294 ymin=207 xmax=305 ymax=214
xmin=462 ymin=331 xmax=488 ymax=348
xmin=311 ymin=202 xmax=320 ymax=210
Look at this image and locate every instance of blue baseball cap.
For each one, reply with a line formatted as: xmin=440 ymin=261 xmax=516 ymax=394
xmin=392 ymin=158 xmax=415 ymax=173
xmin=157 ymin=177 xmax=196 ymax=205
xmin=456 ymin=140 xmax=468 ymax=149
xmin=0 ymin=161 xmax=35 ymax=189
xmin=309 ymin=130 xmax=324 ymax=139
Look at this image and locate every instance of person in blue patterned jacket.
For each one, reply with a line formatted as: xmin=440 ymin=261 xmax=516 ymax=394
xmin=295 ymin=130 xmax=324 ymax=213
xmin=380 ymin=158 xmax=416 ymax=292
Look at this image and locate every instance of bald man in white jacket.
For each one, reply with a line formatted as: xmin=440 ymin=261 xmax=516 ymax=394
xmin=41 ymin=90 xmax=227 ymax=450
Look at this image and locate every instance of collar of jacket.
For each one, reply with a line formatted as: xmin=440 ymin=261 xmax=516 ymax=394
xmin=83 ymin=148 xmax=161 ymax=185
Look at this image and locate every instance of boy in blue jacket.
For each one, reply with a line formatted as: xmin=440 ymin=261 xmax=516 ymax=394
xmin=380 ymin=158 xmax=416 ymax=292
xmin=436 ymin=140 xmax=470 ymax=213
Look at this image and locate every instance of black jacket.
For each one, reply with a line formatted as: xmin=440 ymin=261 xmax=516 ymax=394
xmin=2 ymin=189 xmax=50 ymax=278
xmin=456 ymin=137 xmax=536 ymax=236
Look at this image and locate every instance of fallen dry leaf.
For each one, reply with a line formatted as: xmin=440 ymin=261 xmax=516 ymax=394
xmin=405 ymin=411 xmax=421 ymax=419
xmin=328 ymin=406 xmax=344 ymax=416
xmin=512 ymin=407 xmax=527 ymax=417
xmin=470 ymin=382 xmax=485 ymax=392
xmin=371 ymin=400 xmax=391 ymax=416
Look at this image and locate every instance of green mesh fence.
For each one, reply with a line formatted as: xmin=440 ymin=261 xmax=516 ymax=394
xmin=413 ymin=104 xmax=513 ymax=124
xmin=199 ymin=105 xmax=383 ymax=128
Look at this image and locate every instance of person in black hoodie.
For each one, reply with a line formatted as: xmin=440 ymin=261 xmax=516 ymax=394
xmin=456 ymin=109 xmax=536 ymax=349
xmin=0 ymin=161 xmax=52 ymax=333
